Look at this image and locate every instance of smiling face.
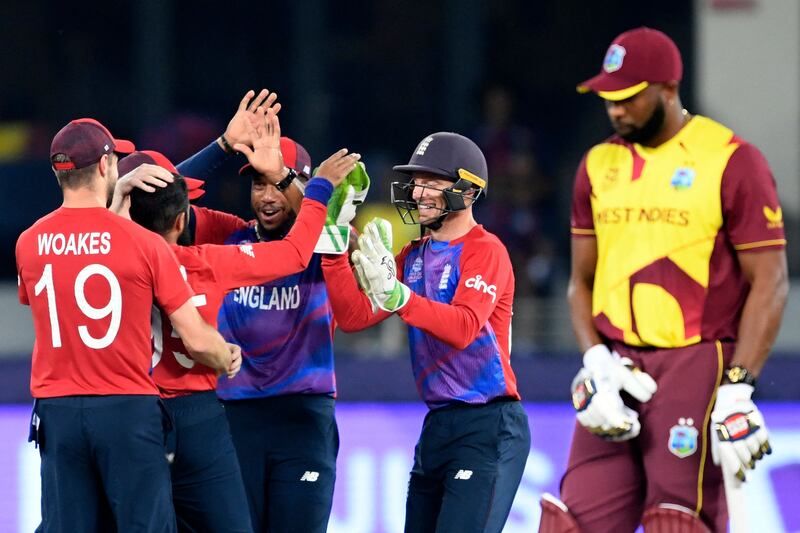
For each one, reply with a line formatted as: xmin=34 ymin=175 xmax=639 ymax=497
xmin=251 ymin=173 xmax=291 ymax=231
xmin=409 ymin=172 xmax=453 ymax=224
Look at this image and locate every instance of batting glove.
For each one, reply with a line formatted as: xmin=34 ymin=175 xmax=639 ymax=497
xmin=711 ymin=384 xmax=771 ymax=483
xmin=351 ymin=218 xmax=410 ymax=313
xmin=315 ymin=162 xmax=370 ymax=254
xmin=572 ymin=344 xmax=657 ymax=441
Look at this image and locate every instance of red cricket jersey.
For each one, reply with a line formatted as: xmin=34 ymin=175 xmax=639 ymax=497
xmin=153 ymin=196 xmax=328 ymax=397
xmin=322 ymin=225 xmax=519 ymax=408
xmin=192 ymin=205 xmax=247 ymax=245
xmin=16 ymin=207 xmax=193 ymax=398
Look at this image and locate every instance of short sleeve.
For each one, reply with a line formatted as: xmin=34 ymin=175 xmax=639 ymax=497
xmin=722 ymin=142 xmax=786 ymax=252
xmin=192 ymin=206 xmax=248 ymax=245
xmin=15 ymin=237 xmax=29 ymax=305
xmin=571 ymin=154 xmax=595 ymax=237
xmin=146 ymin=234 xmax=194 ymax=315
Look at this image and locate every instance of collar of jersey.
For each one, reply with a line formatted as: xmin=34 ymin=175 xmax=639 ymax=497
xmin=427 ymin=224 xmax=483 ymax=251
xmin=633 ymin=115 xmax=701 ymax=159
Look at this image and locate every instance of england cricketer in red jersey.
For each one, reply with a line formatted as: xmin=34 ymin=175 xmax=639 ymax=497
xmin=118 ymin=135 xmax=354 ymax=532
xmin=539 ymin=28 xmax=788 ymax=533
xmin=322 ymin=132 xmax=530 ymax=533
xmin=15 ymin=119 xmax=234 ymax=533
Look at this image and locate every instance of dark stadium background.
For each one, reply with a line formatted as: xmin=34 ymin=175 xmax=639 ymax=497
xmin=2 ymin=2 xmax=800 ymax=531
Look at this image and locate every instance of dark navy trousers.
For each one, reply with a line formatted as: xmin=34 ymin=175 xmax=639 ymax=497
xmin=33 ymin=395 xmax=177 ymax=533
xmin=404 ymin=399 xmax=531 ymax=533
xmin=163 ymin=391 xmax=252 ymax=533
xmin=223 ymin=394 xmax=339 ymax=533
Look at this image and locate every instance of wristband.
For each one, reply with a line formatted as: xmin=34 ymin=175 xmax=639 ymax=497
xmin=218 ymin=134 xmax=235 ymax=154
xmin=724 ymin=365 xmax=757 ymax=387
xmin=275 ymin=167 xmax=298 ymax=192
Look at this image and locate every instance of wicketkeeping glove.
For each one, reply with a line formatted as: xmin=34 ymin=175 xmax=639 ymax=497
xmin=315 ymin=161 xmax=370 ymax=254
xmin=711 ymin=383 xmax=771 ymax=483
xmin=571 ymin=344 xmax=657 ymax=441
xmin=351 ymin=217 xmax=410 ymax=313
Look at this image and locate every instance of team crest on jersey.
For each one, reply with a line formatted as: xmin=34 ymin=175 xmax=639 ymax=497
xmin=407 ymin=257 xmax=424 ymax=283
xmin=668 ymin=417 xmax=698 ymax=458
xmin=670 ymin=167 xmax=695 ymax=190
xmin=603 ymin=44 xmax=626 ymax=73
xmin=438 ymin=264 xmax=452 ymax=290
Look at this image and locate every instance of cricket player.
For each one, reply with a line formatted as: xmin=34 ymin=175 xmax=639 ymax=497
xmin=117 ymin=123 xmax=352 ymax=531
xmin=15 ymin=118 xmax=234 ymax=532
xmin=538 ymin=28 xmax=788 ymax=532
xmin=174 ymin=92 xmax=364 ymax=533
xmin=322 ymin=132 xmax=531 ymax=533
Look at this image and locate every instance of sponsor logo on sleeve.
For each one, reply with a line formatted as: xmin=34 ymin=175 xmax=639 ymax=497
xmin=465 ymin=274 xmax=497 ymax=303
xmin=763 ymin=206 xmax=784 ymax=229
xmin=668 ymin=417 xmax=698 ymax=458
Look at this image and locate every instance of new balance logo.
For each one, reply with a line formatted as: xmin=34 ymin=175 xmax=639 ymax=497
xmin=454 ymin=469 xmax=473 ymax=480
xmin=239 ymin=244 xmax=256 ymax=258
xmin=300 ymin=471 xmax=320 ymax=482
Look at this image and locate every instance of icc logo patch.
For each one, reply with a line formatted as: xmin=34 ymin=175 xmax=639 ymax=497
xmin=603 ymin=44 xmax=626 ymax=73
xmin=668 ymin=417 xmax=698 ymax=458
xmin=407 ymin=257 xmax=424 ymax=283
xmin=670 ymin=167 xmax=695 ymax=190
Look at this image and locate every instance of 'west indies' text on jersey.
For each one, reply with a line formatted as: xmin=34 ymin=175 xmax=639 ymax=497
xmin=571 ymin=115 xmax=786 ymax=348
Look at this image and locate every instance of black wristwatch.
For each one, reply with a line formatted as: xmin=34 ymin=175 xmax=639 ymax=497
xmin=724 ymin=365 xmax=757 ymax=387
xmin=275 ymin=167 xmax=298 ymax=192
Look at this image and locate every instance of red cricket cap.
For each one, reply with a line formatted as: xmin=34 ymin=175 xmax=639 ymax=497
xmin=50 ymin=118 xmax=135 ymax=171
xmin=118 ymin=150 xmax=206 ymax=200
xmin=239 ymin=136 xmax=312 ymax=180
xmin=577 ymin=27 xmax=683 ymax=101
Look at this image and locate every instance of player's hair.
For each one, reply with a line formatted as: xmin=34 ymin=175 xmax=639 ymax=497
xmin=129 ymin=176 xmax=189 ymax=236
xmin=52 ymin=154 xmax=100 ymax=189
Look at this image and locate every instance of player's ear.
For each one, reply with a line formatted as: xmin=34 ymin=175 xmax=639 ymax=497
xmin=174 ymin=211 xmax=187 ymax=235
xmin=98 ymin=154 xmax=110 ymax=177
xmin=661 ymin=81 xmax=680 ymax=103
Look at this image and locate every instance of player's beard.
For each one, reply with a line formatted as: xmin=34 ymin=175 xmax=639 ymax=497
xmin=104 ymin=178 xmax=117 ymax=208
xmin=618 ymin=98 xmax=666 ymax=145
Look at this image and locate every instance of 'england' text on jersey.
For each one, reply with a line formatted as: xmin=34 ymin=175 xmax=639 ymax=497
xmin=37 ymin=232 xmax=111 ymax=256
xmin=232 ymin=284 xmax=301 ymax=310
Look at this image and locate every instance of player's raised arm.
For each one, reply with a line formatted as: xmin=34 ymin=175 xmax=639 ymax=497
xmin=176 ymin=88 xmax=277 ymax=179
xmin=235 ymin=104 xmax=309 ymax=214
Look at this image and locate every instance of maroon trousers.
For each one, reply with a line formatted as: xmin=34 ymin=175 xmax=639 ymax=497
xmin=560 ymin=341 xmax=733 ymax=532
